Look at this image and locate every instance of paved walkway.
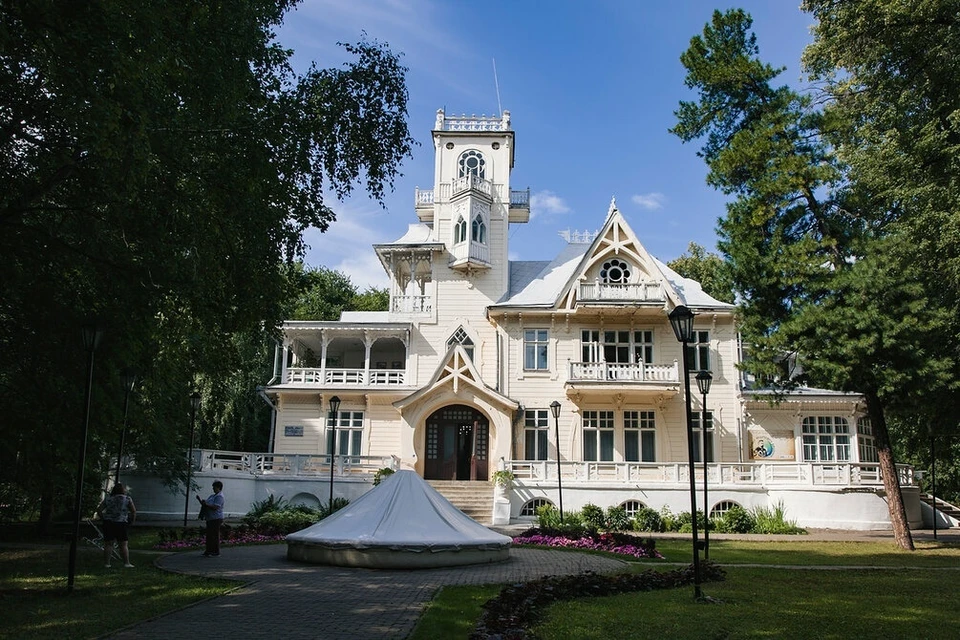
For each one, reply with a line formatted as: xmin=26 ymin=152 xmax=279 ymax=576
xmin=105 ymin=546 xmax=629 ymax=640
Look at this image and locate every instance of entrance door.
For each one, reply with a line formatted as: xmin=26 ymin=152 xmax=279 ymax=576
xmin=424 ymin=405 xmax=489 ymax=481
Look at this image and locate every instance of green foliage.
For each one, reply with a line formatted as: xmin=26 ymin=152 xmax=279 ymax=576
xmin=581 ymin=503 xmax=606 ymax=531
xmin=324 ymin=497 xmax=350 ymax=517
xmin=0 ymin=483 xmax=35 ymax=523
xmin=750 ymin=501 xmax=805 ymax=535
xmin=715 ymin=505 xmax=755 ymax=534
xmin=254 ymin=509 xmax=322 ymax=536
xmin=492 ymin=470 xmax=515 ymax=488
xmin=605 ymin=505 xmax=630 ymax=531
xmin=0 ymin=1 xmax=413 ymax=531
xmin=667 ymin=242 xmax=735 ymax=304
xmin=676 ymin=510 xmax=708 ymax=534
xmin=243 ymin=494 xmax=289 ymax=526
xmin=372 ymin=467 xmax=396 ymax=486
xmin=535 ymin=504 xmax=585 ymax=535
xmin=632 ymin=507 xmax=664 ymax=532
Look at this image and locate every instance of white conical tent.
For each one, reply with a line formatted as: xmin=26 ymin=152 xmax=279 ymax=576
xmin=286 ymin=470 xmax=511 ymax=568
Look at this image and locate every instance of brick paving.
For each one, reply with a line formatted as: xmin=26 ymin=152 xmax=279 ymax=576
xmin=104 ymin=545 xmax=629 ymax=640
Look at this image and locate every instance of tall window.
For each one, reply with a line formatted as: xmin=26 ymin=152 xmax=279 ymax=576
xmin=690 ymin=411 xmax=715 ymax=463
xmin=458 ymin=150 xmax=485 ymax=178
xmin=802 ymin=416 xmax=850 ymax=462
xmin=583 ymin=410 xmax=615 ymax=461
xmin=524 ymin=329 xmax=549 ymax=370
xmin=447 ymin=326 xmax=474 ymax=360
xmin=524 ymin=409 xmax=549 ymax=461
xmin=328 ymin=410 xmax=364 ymax=461
xmin=581 ymin=330 xmax=654 ymax=364
xmin=624 ymin=410 xmax=656 ymax=462
xmin=471 ymin=214 xmax=486 ymax=243
xmin=685 ymin=330 xmax=711 ymax=371
xmin=857 ymin=418 xmax=877 ymax=463
xmin=454 ymin=216 xmax=467 ymax=244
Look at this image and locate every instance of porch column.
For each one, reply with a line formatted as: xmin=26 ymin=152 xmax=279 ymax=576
xmin=280 ymin=340 xmax=291 ymax=383
xmin=320 ymin=333 xmax=329 ymax=383
xmin=363 ymin=332 xmax=374 ymax=385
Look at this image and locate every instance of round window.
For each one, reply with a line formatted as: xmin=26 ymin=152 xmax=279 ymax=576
xmin=600 ymin=258 xmax=631 ymax=283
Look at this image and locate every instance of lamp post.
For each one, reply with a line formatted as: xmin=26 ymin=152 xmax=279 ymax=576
xmin=115 ymin=368 xmax=139 ymax=485
xmin=696 ymin=369 xmax=713 ymax=561
xmin=68 ymin=321 xmax=103 ymax=592
xmin=327 ymin=395 xmax=341 ymax=507
xmin=182 ymin=391 xmax=201 ymax=528
xmin=550 ymin=400 xmax=564 ymax=523
xmin=668 ymin=304 xmax=703 ymax=600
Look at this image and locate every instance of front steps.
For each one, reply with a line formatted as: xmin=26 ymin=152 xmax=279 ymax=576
xmin=427 ymin=480 xmax=494 ymax=524
xmin=920 ymin=493 xmax=960 ymax=526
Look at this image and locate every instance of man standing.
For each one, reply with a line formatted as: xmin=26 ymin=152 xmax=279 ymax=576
xmin=197 ymin=480 xmax=224 ymax=557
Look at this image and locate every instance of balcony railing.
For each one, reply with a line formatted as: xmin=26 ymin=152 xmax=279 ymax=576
xmin=569 ymin=361 xmax=679 ymax=383
xmin=451 ymin=174 xmax=493 ymax=199
xmin=415 ymin=184 xmax=528 ymax=208
xmin=195 ymin=450 xmax=401 ymax=476
xmin=579 ymin=281 xmax=665 ymax=302
xmin=505 ymin=460 xmax=915 ymax=487
xmin=450 ymin=241 xmax=490 ymax=265
xmin=391 ymin=295 xmax=432 ymax=314
xmin=285 ymin=368 xmax=406 ymax=386
xmin=510 ymin=188 xmax=530 ymax=208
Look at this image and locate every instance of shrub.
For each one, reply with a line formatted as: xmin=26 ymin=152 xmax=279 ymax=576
xmin=605 ymin=505 xmax=630 ymax=531
xmin=323 ymin=496 xmax=350 ymax=517
xmin=751 ymin=501 xmax=806 ymax=535
xmin=372 ymin=467 xmax=395 ymax=486
xmin=581 ymin=503 xmax=605 ymax=531
xmin=243 ymin=494 xmax=288 ymax=525
xmin=676 ymin=510 xmax=708 ymax=534
xmin=535 ymin=504 xmax=562 ymax=529
xmin=256 ymin=509 xmax=321 ymax=535
xmin=632 ymin=507 xmax=663 ymax=532
xmin=716 ymin=504 xmax=755 ymax=534
xmin=0 ymin=483 xmax=34 ymax=523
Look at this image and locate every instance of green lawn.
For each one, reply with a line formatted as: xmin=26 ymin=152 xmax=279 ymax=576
xmin=0 ymin=546 xmax=237 ymax=639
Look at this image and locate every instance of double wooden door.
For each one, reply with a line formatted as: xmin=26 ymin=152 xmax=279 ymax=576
xmin=424 ymin=405 xmax=488 ymax=481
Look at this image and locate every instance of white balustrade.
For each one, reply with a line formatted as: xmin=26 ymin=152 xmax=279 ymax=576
xmin=579 ymin=281 xmax=664 ymax=302
xmin=568 ymin=361 xmax=679 ymax=383
xmin=391 ymin=295 xmax=432 ymax=314
xmin=285 ymin=367 xmax=406 ymax=386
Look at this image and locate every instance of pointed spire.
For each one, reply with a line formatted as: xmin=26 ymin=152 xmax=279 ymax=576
xmin=607 ymin=196 xmax=618 ymax=219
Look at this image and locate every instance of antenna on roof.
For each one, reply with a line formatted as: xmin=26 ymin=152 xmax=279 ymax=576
xmin=492 ymin=58 xmax=503 ymax=116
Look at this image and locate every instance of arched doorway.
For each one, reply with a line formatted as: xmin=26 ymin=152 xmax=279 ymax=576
xmin=424 ymin=405 xmax=489 ymax=481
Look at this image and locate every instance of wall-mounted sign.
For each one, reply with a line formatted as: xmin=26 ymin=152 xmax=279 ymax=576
xmin=749 ymin=431 xmax=795 ymax=460
xmin=284 ymin=425 xmax=304 ymax=437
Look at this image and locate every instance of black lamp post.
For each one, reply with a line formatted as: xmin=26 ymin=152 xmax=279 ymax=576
xmin=115 ymin=368 xmax=139 ymax=485
xmin=68 ymin=321 xmax=103 ymax=592
xmin=668 ymin=304 xmax=703 ymax=600
xmin=696 ymin=369 xmax=713 ymax=560
xmin=327 ymin=395 xmax=341 ymax=507
xmin=550 ymin=400 xmax=564 ymax=523
xmin=182 ymin=391 xmax=201 ymax=528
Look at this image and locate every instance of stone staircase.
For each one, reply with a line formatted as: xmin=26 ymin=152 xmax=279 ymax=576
xmin=920 ymin=493 xmax=960 ymax=526
xmin=427 ymin=480 xmax=494 ymax=524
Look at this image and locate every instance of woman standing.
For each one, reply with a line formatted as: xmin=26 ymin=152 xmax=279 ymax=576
xmin=197 ymin=480 xmax=224 ymax=557
xmin=97 ymin=483 xmax=136 ymax=568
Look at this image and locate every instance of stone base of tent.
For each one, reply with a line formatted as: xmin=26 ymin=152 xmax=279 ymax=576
xmin=286 ymin=541 xmax=511 ymax=569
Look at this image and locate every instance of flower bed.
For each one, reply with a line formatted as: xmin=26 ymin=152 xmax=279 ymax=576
xmin=153 ymin=525 xmax=285 ymax=551
xmin=512 ymin=529 xmax=663 ymax=560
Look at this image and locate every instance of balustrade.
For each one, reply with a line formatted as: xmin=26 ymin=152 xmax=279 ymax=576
xmin=568 ymin=361 xmax=679 ymax=383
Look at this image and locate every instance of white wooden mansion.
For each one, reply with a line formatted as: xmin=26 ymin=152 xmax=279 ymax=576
xmin=129 ymin=109 xmax=934 ymax=530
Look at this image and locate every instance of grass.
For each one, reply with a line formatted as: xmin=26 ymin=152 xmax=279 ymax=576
xmin=533 ymin=567 xmax=960 ymax=639
xmin=411 ymin=538 xmax=960 ymax=639
xmin=0 ymin=545 xmax=237 ymax=639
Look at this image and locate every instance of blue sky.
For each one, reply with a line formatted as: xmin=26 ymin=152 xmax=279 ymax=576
xmin=276 ymin=1 xmax=816 ymax=289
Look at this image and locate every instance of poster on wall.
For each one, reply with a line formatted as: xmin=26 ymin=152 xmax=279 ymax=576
xmin=749 ymin=431 xmax=796 ymax=460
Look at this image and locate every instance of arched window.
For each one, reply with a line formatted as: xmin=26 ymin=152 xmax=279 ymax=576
xmin=520 ymin=498 xmax=553 ymax=517
xmin=710 ymin=500 xmax=741 ymax=519
xmin=453 ymin=216 xmax=467 ymax=244
xmin=458 ymin=150 xmax=485 ymax=179
xmin=471 ymin=214 xmax=486 ymax=244
xmin=600 ymin=258 xmax=632 ymax=283
xmin=620 ymin=500 xmax=646 ymax=518
xmin=447 ymin=326 xmax=474 ymax=360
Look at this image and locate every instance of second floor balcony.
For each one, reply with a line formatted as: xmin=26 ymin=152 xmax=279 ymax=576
xmin=578 ymin=280 xmax=665 ymax=304
xmin=285 ymin=366 xmax=407 ymax=387
xmin=568 ymin=360 xmax=680 ymax=383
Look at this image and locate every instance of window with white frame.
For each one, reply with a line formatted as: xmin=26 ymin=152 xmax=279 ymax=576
xmin=523 ymin=409 xmax=550 ymax=461
xmin=801 ymin=416 xmax=851 ymax=462
xmin=523 ymin=329 xmax=549 ymax=370
xmin=710 ymin=500 xmax=741 ymax=519
xmin=624 ymin=410 xmax=656 ymax=462
xmin=583 ymin=410 xmax=615 ymax=461
xmin=328 ymin=411 xmax=364 ymax=460
xmin=620 ymin=500 xmax=646 ymax=518
xmin=447 ymin=326 xmax=474 ymax=360
xmin=857 ymin=417 xmax=877 ymax=463
xmin=581 ymin=329 xmax=654 ymax=364
xmin=520 ymin=498 xmax=553 ymax=517
xmin=458 ymin=149 xmax=485 ymax=179
xmin=453 ymin=216 xmax=467 ymax=244
xmin=690 ymin=411 xmax=715 ymax=463
xmin=685 ymin=330 xmax=711 ymax=371
xmin=471 ymin=214 xmax=486 ymax=244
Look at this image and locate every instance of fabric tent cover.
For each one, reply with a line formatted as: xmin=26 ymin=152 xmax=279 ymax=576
xmin=286 ymin=470 xmax=512 ymax=568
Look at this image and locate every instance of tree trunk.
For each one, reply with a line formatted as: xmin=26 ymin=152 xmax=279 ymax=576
xmin=866 ymin=392 xmax=914 ymax=550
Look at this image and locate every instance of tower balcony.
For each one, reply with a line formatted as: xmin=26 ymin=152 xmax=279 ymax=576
xmin=449 ymin=241 xmax=491 ymax=272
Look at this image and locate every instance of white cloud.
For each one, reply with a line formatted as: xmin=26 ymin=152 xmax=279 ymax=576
xmin=529 ymin=190 xmax=571 ymax=220
xmin=631 ymin=192 xmax=666 ymax=210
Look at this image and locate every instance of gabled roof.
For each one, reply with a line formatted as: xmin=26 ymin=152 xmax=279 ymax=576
xmin=493 ymin=203 xmax=734 ymax=312
xmin=393 ymin=345 xmax=517 ymax=411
